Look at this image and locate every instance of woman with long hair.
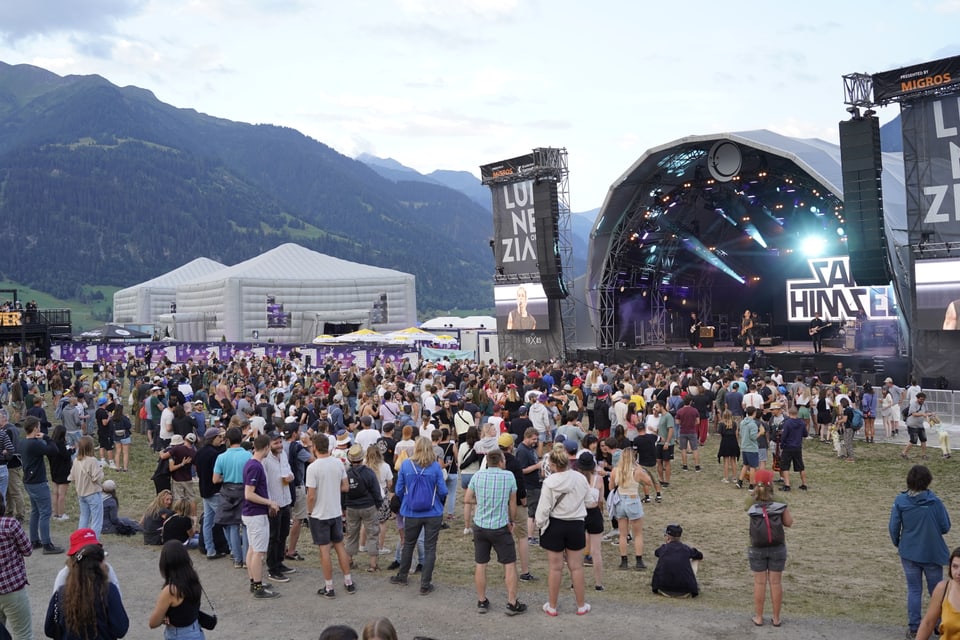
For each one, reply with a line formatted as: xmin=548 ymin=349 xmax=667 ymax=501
xmin=860 ymin=383 xmax=877 ymax=443
xmin=362 ymin=444 xmax=393 ymax=557
xmin=149 ymin=540 xmax=205 ymax=638
xmin=49 ymin=424 xmax=73 ymax=521
xmin=917 ymin=547 xmax=960 ymax=640
xmin=45 ymin=532 xmax=129 ymax=639
xmin=457 ymin=426 xmax=482 ymax=534
xmin=717 ymin=409 xmax=740 ymax=484
xmin=111 ymin=403 xmax=132 ymax=472
xmin=610 ymin=448 xmax=654 ymax=572
xmin=880 ymin=387 xmax=896 ymax=439
xmin=389 ymin=437 xmax=447 ymax=595
xmin=142 ymin=490 xmax=175 ymax=546
xmin=68 ymin=435 xmax=104 ymax=536
xmin=361 ymin=617 xmax=398 ymax=640
xmin=815 ymin=386 xmax=834 ymax=444
xmin=748 ymin=470 xmax=793 ymax=627
xmin=535 ymin=448 xmax=590 ymax=616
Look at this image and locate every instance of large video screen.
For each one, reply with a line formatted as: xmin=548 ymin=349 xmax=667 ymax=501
xmin=495 ymin=283 xmax=549 ymax=331
xmin=915 ymin=258 xmax=960 ymax=330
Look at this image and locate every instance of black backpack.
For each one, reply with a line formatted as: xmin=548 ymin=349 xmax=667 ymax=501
xmin=749 ymin=503 xmax=785 ymax=547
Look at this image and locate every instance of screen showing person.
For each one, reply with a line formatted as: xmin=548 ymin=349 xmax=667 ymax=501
xmin=494 ymin=283 xmax=549 ymax=331
xmin=914 ymin=258 xmax=960 ymax=331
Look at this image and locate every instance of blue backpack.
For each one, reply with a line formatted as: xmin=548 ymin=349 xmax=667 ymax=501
xmin=850 ymin=408 xmax=864 ymax=430
xmin=404 ymin=460 xmax=437 ymax=511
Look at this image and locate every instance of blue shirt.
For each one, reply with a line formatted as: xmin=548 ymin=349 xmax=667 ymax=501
xmin=213 ymin=446 xmax=252 ymax=484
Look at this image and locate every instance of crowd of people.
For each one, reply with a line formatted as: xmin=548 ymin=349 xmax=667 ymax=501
xmin=0 ymin=351 xmax=951 ymax=637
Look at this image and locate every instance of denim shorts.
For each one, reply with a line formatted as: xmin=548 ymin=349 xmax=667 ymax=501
xmin=614 ymin=495 xmax=644 ymax=521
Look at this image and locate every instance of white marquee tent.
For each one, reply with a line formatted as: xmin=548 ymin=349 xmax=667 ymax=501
xmin=112 ymin=257 xmax=227 ymax=325
xmin=172 ymin=243 xmax=417 ymax=342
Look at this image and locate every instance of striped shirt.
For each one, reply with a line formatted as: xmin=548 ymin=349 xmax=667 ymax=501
xmin=468 ymin=467 xmax=516 ymax=530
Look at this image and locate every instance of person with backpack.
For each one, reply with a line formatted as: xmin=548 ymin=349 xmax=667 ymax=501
xmin=838 ymin=397 xmax=859 ymax=462
xmin=389 ymin=436 xmax=447 ymax=596
xmin=747 ymin=469 xmax=793 ymax=627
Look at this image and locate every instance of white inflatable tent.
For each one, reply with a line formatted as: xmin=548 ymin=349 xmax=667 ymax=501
xmin=174 ymin=243 xmax=417 ymax=342
xmin=112 ymin=257 xmax=227 ymax=325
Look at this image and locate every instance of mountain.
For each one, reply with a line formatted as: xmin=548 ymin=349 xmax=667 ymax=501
xmin=0 ymin=62 xmax=496 ymax=314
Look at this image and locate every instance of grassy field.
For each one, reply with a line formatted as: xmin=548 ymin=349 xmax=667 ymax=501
xmin=44 ymin=407 xmax=952 ymax=626
xmin=0 ymin=280 xmax=118 ymax=333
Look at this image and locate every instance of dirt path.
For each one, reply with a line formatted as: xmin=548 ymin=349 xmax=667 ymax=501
xmin=25 ymin=539 xmax=900 ymax=640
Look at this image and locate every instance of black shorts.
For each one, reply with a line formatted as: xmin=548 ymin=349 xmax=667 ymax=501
xmin=539 ymin=517 xmax=585 ymax=552
xmin=473 ymin=526 xmax=517 ymax=565
xmin=308 ymin=516 xmax=344 ymax=546
xmin=97 ymin=431 xmax=115 ymax=451
xmin=779 ymin=448 xmax=805 ymax=472
xmin=908 ymin=426 xmax=927 ymax=444
xmin=656 ymin=444 xmax=675 ymax=461
xmin=584 ymin=506 xmax=604 ymax=535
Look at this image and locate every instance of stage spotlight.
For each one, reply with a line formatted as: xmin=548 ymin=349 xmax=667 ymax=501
xmin=836 ymin=227 xmax=845 ymax=236
xmin=802 ymin=236 xmax=826 ymax=257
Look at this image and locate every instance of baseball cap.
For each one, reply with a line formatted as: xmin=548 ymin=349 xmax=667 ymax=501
xmin=68 ymin=528 xmax=102 ymax=556
xmin=665 ymin=524 xmax=683 ymax=538
xmin=204 ymin=427 xmax=222 ymax=440
xmin=497 ymin=433 xmax=515 ymax=449
xmin=518 ymin=406 xmax=528 ymax=414
xmin=562 ymin=439 xmax=578 ymax=454
xmin=150 ymin=386 xmax=161 ymax=392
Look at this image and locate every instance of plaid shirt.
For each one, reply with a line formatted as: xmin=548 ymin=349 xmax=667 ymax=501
xmin=468 ymin=467 xmax=516 ymax=530
xmin=0 ymin=516 xmax=31 ymax=594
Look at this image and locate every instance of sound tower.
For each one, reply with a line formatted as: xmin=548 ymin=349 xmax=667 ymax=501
xmin=839 ymin=116 xmax=890 ymax=285
xmin=533 ymin=180 xmax=567 ymax=298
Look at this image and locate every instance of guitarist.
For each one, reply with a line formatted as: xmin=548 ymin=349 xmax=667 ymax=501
xmin=739 ymin=310 xmax=755 ymax=353
xmin=808 ymin=312 xmax=827 ymax=353
xmin=688 ymin=312 xmax=703 ymax=348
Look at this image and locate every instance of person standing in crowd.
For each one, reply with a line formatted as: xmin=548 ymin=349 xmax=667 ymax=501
xmin=148 ymin=540 xmax=206 ymax=639
xmin=68 ymin=436 xmax=104 ymax=537
xmin=916 ymin=547 xmax=960 ymax=639
xmin=109 ymin=404 xmax=132 ymax=473
xmin=577 ymin=452 xmax=606 ymax=591
xmin=651 ymin=524 xmax=704 ymax=598
xmin=610 ymin=448 xmax=653 ymax=571
xmin=193 ymin=428 xmax=225 ymax=560
xmin=737 ymin=406 xmax=763 ymax=491
xmin=21 ymin=416 xmax=63 ymax=554
xmin=902 ymin=393 xmax=934 ymax=461
xmin=0 ymin=410 xmax=26 ymax=523
xmin=44 ymin=529 xmax=129 ymax=639
xmin=390 ymin=437 xmax=447 ymax=596
xmin=837 ymin=397 xmax=857 ymax=462
xmin=241 ymin=434 xmax=280 ymax=599
xmin=262 ymin=431 xmax=295 ymax=585
xmin=536 ymin=448 xmax=590 ymax=617
xmin=284 ymin=425 xmax=314 ymax=563
xmin=860 ymin=383 xmax=877 ymax=444
xmin=748 ymin=469 xmax=793 ymax=627
xmin=0 ymin=494 xmax=32 ymax=639
xmin=464 ymin=448 xmax=526 ymax=615
xmin=654 ymin=400 xmax=675 ymax=488
xmin=306 ymin=434 xmax=355 ymax=598
xmin=777 ymin=408 xmax=808 ymax=491
xmin=890 ymin=465 xmax=951 ymax=639
xmin=212 ymin=427 xmax=252 ymax=568
xmin=343 ymin=444 xmax=383 ymax=574
xmin=675 ymin=396 xmax=701 ymax=472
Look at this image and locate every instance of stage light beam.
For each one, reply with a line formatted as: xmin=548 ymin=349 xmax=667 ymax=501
xmin=802 ymin=236 xmax=826 ymax=257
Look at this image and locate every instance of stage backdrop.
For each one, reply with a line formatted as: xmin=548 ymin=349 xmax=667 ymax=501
xmin=901 ymin=91 xmax=960 ymax=384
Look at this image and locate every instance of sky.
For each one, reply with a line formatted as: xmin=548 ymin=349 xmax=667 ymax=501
xmin=0 ymin=0 xmax=959 ymax=210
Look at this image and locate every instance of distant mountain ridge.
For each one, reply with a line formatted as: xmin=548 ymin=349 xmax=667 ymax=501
xmin=0 ymin=61 xmax=498 ymax=314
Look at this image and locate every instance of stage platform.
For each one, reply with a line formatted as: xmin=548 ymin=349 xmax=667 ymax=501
xmin=575 ymin=340 xmax=909 ymax=383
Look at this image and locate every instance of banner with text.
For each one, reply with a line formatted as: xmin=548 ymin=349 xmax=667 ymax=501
xmin=902 ymin=93 xmax=960 ymax=242
xmin=785 ymin=257 xmax=896 ymax=322
xmin=872 ymin=55 xmax=960 ymax=104
xmin=491 ymin=179 xmax=539 ymax=276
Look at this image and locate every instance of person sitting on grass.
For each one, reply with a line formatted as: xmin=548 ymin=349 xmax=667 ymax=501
xmin=651 ymin=523 xmax=704 ymax=598
xmin=100 ymin=479 xmax=143 ymax=536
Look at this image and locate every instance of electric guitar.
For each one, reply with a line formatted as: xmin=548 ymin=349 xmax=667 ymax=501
xmin=690 ymin=321 xmax=703 ymax=335
xmin=808 ymin=322 xmax=832 ymax=336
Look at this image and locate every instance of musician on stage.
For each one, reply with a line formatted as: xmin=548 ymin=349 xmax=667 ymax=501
xmin=809 ymin=312 xmax=827 ymax=353
xmin=688 ymin=311 xmax=702 ymax=348
xmin=739 ymin=309 xmax=755 ymax=353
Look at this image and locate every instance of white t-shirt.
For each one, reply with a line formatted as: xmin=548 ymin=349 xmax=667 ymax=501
xmin=355 ymin=429 xmax=381 ymax=452
xmin=159 ymin=407 xmax=174 ymax=440
xmin=305 ymin=456 xmax=347 ymax=520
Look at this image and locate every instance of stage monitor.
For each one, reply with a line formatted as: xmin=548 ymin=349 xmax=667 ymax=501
xmin=915 ymin=258 xmax=960 ymax=330
xmin=495 ymin=283 xmax=549 ymax=331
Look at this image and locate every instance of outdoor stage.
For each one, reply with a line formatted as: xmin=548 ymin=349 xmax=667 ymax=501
xmin=576 ymin=339 xmax=909 ymax=384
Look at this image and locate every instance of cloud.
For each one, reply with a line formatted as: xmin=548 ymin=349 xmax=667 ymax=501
xmin=0 ymin=0 xmax=147 ymax=42
xmin=397 ymin=0 xmax=519 ymax=19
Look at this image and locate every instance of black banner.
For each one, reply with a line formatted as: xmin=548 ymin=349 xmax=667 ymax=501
xmin=872 ymin=55 xmax=960 ymax=103
xmin=491 ymin=180 xmax=539 ymax=276
xmin=480 ymin=153 xmax=537 ymax=184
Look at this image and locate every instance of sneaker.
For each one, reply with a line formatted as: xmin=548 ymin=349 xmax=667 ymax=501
xmin=389 ymin=575 xmax=408 ymax=586
xmin=42 ymin=544 xmax=64 ymax=555
xmin=279 ymin=565 xmax=297 ymax=574
xmin=583 ymin=555 xmax=593 ymax=566
xmin=463 ymin=528 xmax=472 ymax=535
xmin=108 ymin=460 xmax=117 ymax=469
xmin=267 ymin=572 xmax=290 ymax=583
xmin=477 ymin=598 xmax=490 ymax=614
xmin=234 ymin=561 xmax=246 ymax=569
xmin=413 ymin=563 xmax=423 ymax=574
xmin=419 ymin=583 xmax=435 ymax=596
xmin=660 ymin=482 xmax=670 ymax=488
xmin=618 ymin=558 xmax=629 ymax=570
xmin=318 ymin=587 xmax=336 ymax=598
xmin=635 ymin=558 xmax=647 ymax=571
xmin=253 ymin=584 xmax=279 ymax=599
xmin=799 ymin=484 xmax=808 ymax=491
xmin=542 ymin=602 xmax=558 ymax=617
xmin=655 ymin=494 xmax=662 ymax=503
xmin=379 ymin=548 xmax=392 ymax=555
xmin=59 ymin=514 xmax=70 ymax=521
xmin=440 ymin=522 xmax=450 ymax=530
xmin=736 ymin=480 xmax=743 ymax=489
xmin=682 ymin=465 xmax=689 ymax=471
xmin=595 ymin=585 xmax=605 ymax=591
xmin=519 ymin=572 xmax=538 ymax=582
xmin=387 ymin=561 xmax=400 ymax=571
xmin=506 ymin=600 xmax=528 ymax=616
xmin=781 ymin=485 xmax=791 ymax=492
xmin=695 ymin=466 xmax=702 ymax=473
xmin=576 ymin=603 xmax=592 ymax=616
xmin=284 ymin=551 xmax=305 ymax=561
xmin=250 ymin=581 xmax=274 ymax=593
xmin=641 ymin=496 xmax=651 ymax=504
xmin=528 ymin=537 xmax=539 ymax=546
xmin=344 ymin=583 xmax=357 ymax=595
